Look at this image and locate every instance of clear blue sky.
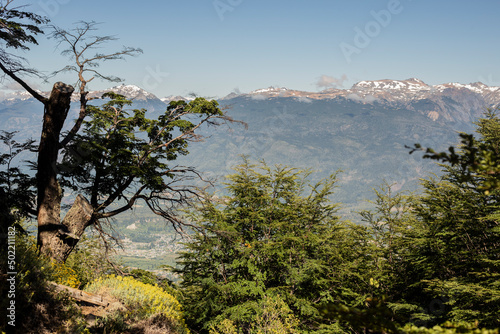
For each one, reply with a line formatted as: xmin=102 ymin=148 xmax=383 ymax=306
xmin=9 ymin=0 xmax=500 ymax=98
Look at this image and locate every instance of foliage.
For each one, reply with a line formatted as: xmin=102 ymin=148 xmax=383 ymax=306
xmin=359 ymin=181 xmax=417 ymax=297
xmin=0 ymin=229 xmax=88 ymax=333
xmin=0 ymin=0 xmax=47 ymax=50
xmin=86 ymin=274 xmax=190 ymax=333
xmin=0 ymin=0 xmax=48 ymax=75
xmin=64 ymin=234 xmax=115 ymax=288
xmin=60 ymin=92 xmax=230 ymax=233
xmin=361 ymin=112 xmax=500 ymax=329
xmin=50 ymin=259 xmax=81 ymax=288
xmin=0 ymin=131 xmax=36 ymax=231
xmin=362 ymin=177 xmax=500 ymax=328
xmin=319 ymin=297 xmax=399 ymax=334
xmin=409 ymin=108 xmax=500 ymax=193
xmin=129 ymin=267 xmax=159 ymax=286
xmin=176 ymin=159 xmax=378 ymax=333
xmin=209 ymin=295 xmax=300 ymax=334
xmin=404 ymin=166 xmax=500 ymax=326
xmin=403 ymin=322 xmax=499 ymax=334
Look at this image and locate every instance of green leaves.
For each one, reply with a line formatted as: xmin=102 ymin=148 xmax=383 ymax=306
xmin=176 ymin=160 xmax=378 ymax=332
xmin=410 ymin=108 xmax=500 ymax=193
xmin=372 ymin=110 xmax=500 ymax=329
xmin=0 ymin=131 xmax=37 ymax=222
xmin=59 ymin=93 xmax=228 ymax=223
xmin=0 ymin=6 xmax=48 ymax=50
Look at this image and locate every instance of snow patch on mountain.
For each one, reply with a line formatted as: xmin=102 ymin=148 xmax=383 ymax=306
xmin=249 ymin=87 xmax=289 ymax=94
xmin=434 ymin=82 xmax=500 ymax=94
xmin=0 ymin=89 xmax=46 ymax=102
xmin=353 ymin=78 xmax=431 ymax=92
xmin=161 ymin=95 xmax=195 ymax=102
xmin=88 ymin=84 xmax=159 ymax=101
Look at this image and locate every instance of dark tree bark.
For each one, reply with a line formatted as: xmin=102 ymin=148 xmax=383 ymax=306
xmin=36 ymin=82 xmax=93 ymax=262
xmin=0 ymin=19 xmax=144 ymax=262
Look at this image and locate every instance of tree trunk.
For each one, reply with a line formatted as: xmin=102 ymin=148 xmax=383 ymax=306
xmin=37 ymin=82 xmax=93 ymax=262
xmin=59 ymin=194 xmax=94 ymax=260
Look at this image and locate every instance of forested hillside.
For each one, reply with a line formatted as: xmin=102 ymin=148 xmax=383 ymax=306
xmin=0 ymin=1 xmax=499 ymax=333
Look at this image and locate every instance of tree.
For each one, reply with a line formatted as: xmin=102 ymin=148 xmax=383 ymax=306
xmin=0 ymin=131 xmax=36 ymax=234
xmin=410 ymin=176 xmax=500 ymax=327
xmin=359 ymin=182 xmax=417 ymax=305
xmin=175 ymin=159 xmax=376 ymax=333
xmin=409 ymin=108 xmax=500 ymax=193
xmin=0 ymin=0 xmax=48 ymax=74
xmin=57 ymin=92 xmax=231 ymax=260
xmin=0 ymin=5 xmax=232 ymax=261
xmin=377 ymin=111 xmax=500 ymax=327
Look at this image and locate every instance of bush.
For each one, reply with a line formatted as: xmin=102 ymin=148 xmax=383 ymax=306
xmin=85 ymin=274 xmax=189 ymax=333
xmin=403 ymin=322 xmax=499 ymax=333
xmin=64 ymin=234 xmax=115 ymax=288
xmin=209 ymin=295 xmax=300 ymax=334
xmin=51 ymin=260 xmax=81 ymax=288
xmin=0 ymin=231 xmax=88 ymax=333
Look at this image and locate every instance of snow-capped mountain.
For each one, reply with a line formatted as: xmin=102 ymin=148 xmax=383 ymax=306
xmin=85 ymin=84 xmax=160 ymax=101
xmin=0 ymin=84 xmax=167 ymax=137
xmin=160 ymin=95 xmax=195 ymax=103
xmin=0 ymin=89 xmax=44 ymax=104
xmin=0 ymin=84 xmax=161 ymax=103
xmin=221 ymin=79 xmax=500 ymax=124
xmin=2 ymin=78 xmax=499 ymax=216
xmin=2 ymin=79 xmax=499 ymax=126
xmin=249 ymin=87 xmax=289 ymax=95
xmin=3 ymin=79 xmax=499 ymax=110
xmin=353 ymin=78 xmax=430 ymax=92
xmin=225 ymin=79 xmax=500 ymax=106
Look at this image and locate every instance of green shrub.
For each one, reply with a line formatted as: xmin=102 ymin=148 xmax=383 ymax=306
xmin=86 ymin=274 xmax=190 ymax=333
xmin=209 ymin=295 xmax=300 ymax=334
xmin=64 ymin=234 xmax=115 ymax=288
xmin=0 ymin=231 xmax=88 ymax=333
xmin=403 ymin=322 xmax=499 ymax=333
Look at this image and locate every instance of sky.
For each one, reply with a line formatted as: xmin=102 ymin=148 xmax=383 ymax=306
xmin=5 ymin=0 xmax=500 ymax=98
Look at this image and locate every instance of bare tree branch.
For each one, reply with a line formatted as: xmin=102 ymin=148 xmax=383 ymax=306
xmin=52 ymin=21 xmax=142 ymax=148
xmin=0 ymin=59 xmax=47 ymax=102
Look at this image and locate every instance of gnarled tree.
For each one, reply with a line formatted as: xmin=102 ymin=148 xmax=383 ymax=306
xmin=0 ymin=6 xmax=234 ymax=262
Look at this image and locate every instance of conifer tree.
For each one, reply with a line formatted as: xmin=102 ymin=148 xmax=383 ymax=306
xmin=379 ymin=111 xmax=500 ymax=327
xmin=176 ymin=159 xmax=376 ymax=333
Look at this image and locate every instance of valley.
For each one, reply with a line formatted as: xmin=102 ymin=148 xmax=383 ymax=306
xmin=2 ymin=78 xmax=499 ymax=272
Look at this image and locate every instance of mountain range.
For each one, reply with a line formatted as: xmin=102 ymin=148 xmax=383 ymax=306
xmin=1 ymin=78 xmax=499 ymax=220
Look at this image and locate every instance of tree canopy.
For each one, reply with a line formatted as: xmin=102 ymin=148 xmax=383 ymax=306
xmin=175 ymin=112 xmax=500 ymax=333
xmin=0 ymin=8 xmax=235 ymax=261
xmin=176 ymin=160 xmax=380 ymax=333
xmin=0 ymin=0 xmax=47 ymax=74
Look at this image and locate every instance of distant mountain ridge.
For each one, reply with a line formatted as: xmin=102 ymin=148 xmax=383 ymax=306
xmin=231 ymin=78 xmax=500 ymax=106
xmin=3 ymin=78 xmax=499 ymax=106
xmin=222 ymin=79 xmax=500 ymax=125
xmin=2 ymin=78 xmax=499 ymax=219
